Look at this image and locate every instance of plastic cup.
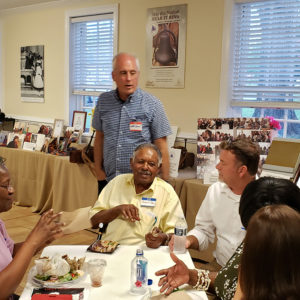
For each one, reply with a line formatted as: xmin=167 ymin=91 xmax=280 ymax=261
xmin=87 ymin=258 xmax=107 ymax=287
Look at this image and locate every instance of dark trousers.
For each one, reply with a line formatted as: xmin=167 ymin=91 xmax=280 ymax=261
xmin=97 ymin=180 xmax=107 ymax=196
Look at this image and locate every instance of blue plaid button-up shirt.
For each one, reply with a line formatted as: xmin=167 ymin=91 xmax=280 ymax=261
xmin=92 ymin=88 xmax=172 ymax=181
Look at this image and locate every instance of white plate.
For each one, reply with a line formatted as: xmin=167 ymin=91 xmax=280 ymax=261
xmin=30 ymin=268 xmax=85 ymax=287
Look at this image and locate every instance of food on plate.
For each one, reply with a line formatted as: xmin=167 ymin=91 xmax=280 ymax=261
xmin=62 ymin=255 xmax=85 ymax=272
xmin=34 ymin=254 xmax=85 ymax=283
xmin=90 ymin=240 xmax=119 ymax=253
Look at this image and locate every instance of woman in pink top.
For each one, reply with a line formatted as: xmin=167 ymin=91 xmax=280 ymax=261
xmin=0 ymin=157 xmax=64 ymax=299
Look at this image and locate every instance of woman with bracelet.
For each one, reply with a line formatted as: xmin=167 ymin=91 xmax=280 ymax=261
xmin=155 ymin=177 xmax=300 ymax=298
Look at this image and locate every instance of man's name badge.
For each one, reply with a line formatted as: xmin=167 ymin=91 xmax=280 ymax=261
xmin=130 ymin=122 xmax=142 ymax=131
xmin=141 ymin=197 xmax=156 ymax=207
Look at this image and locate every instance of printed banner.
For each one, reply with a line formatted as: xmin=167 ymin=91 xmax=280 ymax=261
xmin=146 ymin=5 xmax=187 ymax=88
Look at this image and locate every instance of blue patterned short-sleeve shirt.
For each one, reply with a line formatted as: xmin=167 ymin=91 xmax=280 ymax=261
xmin=92 ymin=88 xmax=172 ymax=181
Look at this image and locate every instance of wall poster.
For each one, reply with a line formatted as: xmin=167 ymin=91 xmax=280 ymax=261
xmin=21 ymin=45 xmax=44 ymax=102
xmin=146 ymin=4 xmax=187 ymax=88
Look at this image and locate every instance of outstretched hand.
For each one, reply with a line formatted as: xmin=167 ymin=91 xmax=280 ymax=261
xmin=26 ymin=209 xmax=64 ymax=250
xmin=155 ymin=252 xmax=190 ymax=295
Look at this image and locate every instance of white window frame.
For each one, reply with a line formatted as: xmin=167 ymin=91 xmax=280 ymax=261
xmin=219 ymin=0 xmax=300 ymax=136
xmin=64 ymin=4 xmax=118 ymax=126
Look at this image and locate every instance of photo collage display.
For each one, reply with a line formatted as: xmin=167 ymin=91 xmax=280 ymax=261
xmin=197 ymin=117 xmax=273 ymax=179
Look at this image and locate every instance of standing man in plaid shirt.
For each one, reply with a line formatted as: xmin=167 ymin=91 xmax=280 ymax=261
xmin=92 ymin=53 xmax=172 ymax=195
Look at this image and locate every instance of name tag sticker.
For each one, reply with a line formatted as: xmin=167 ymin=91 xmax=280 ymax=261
xmin=141 ymin=197 xmax=156 ymax=207
xmin=130 ymin=122 xmax=142 ymax=131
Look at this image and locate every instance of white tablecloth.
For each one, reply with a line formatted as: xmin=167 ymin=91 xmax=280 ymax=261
xmin=20 ymin=245 xmax=208 ymax=300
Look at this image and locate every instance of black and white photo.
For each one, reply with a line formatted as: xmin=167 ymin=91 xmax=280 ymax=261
xmin=21 ymin=45 xmax=44 ymax=102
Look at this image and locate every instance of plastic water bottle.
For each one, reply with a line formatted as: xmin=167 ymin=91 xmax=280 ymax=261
xmin=143 ymin=279 xmax=153 ymax=299
xmin=173 ymin=216 xmax=187 ymax=253
xmin=130 ymin=249 xmax=148 ymax=295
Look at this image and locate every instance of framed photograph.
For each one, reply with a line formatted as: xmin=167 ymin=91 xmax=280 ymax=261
xmin=72 ymin=111 xmax=87 ymax=132
xmin=6 ymin=133 xmax=25 ymax=149
xmin=53 ymin=119 xmax=64 ymax=138
xmin=21 ymin=45 xmax=44 ymax=103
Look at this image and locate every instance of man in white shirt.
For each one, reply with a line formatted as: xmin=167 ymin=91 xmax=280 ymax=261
xmin=170 ymin=138 xmax=260 ymax=270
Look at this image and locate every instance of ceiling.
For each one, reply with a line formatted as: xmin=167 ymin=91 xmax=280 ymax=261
xmin=0 ymin=0 xmax=60 ymax=11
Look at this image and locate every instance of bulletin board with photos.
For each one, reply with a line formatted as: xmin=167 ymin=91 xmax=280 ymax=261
xmin=196 ymin=117 xmax=274 ymax=180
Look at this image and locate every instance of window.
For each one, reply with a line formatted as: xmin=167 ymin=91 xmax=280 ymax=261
xmin=68 ymin=5 xmax=118 ymax=132
xmin=221 ymin=0 xmax=300 ymax=139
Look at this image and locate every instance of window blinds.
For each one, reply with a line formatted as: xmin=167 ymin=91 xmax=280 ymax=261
xmin=232 ymin=0 xmax=300 ymax=107
xmin=70 ymin=13 xmax=114 ymax=95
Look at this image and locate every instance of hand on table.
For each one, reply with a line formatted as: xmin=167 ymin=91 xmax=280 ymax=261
xmin=145 ymin=227 xmax=166 ymax=248
xmin=155 ymin=252 xmax=190 ymax=295
xmin=116 ymin=204 xmax=140 ymax=222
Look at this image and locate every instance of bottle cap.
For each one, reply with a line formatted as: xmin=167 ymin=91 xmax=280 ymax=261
xmin=136 ymin=249 xmax=143 ymax=255
xmin=148 ymin=279 xmax=153 ymax=286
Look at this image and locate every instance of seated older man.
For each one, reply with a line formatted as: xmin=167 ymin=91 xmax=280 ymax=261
xmin=89 ymin=143 xmax=183 ymax=247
